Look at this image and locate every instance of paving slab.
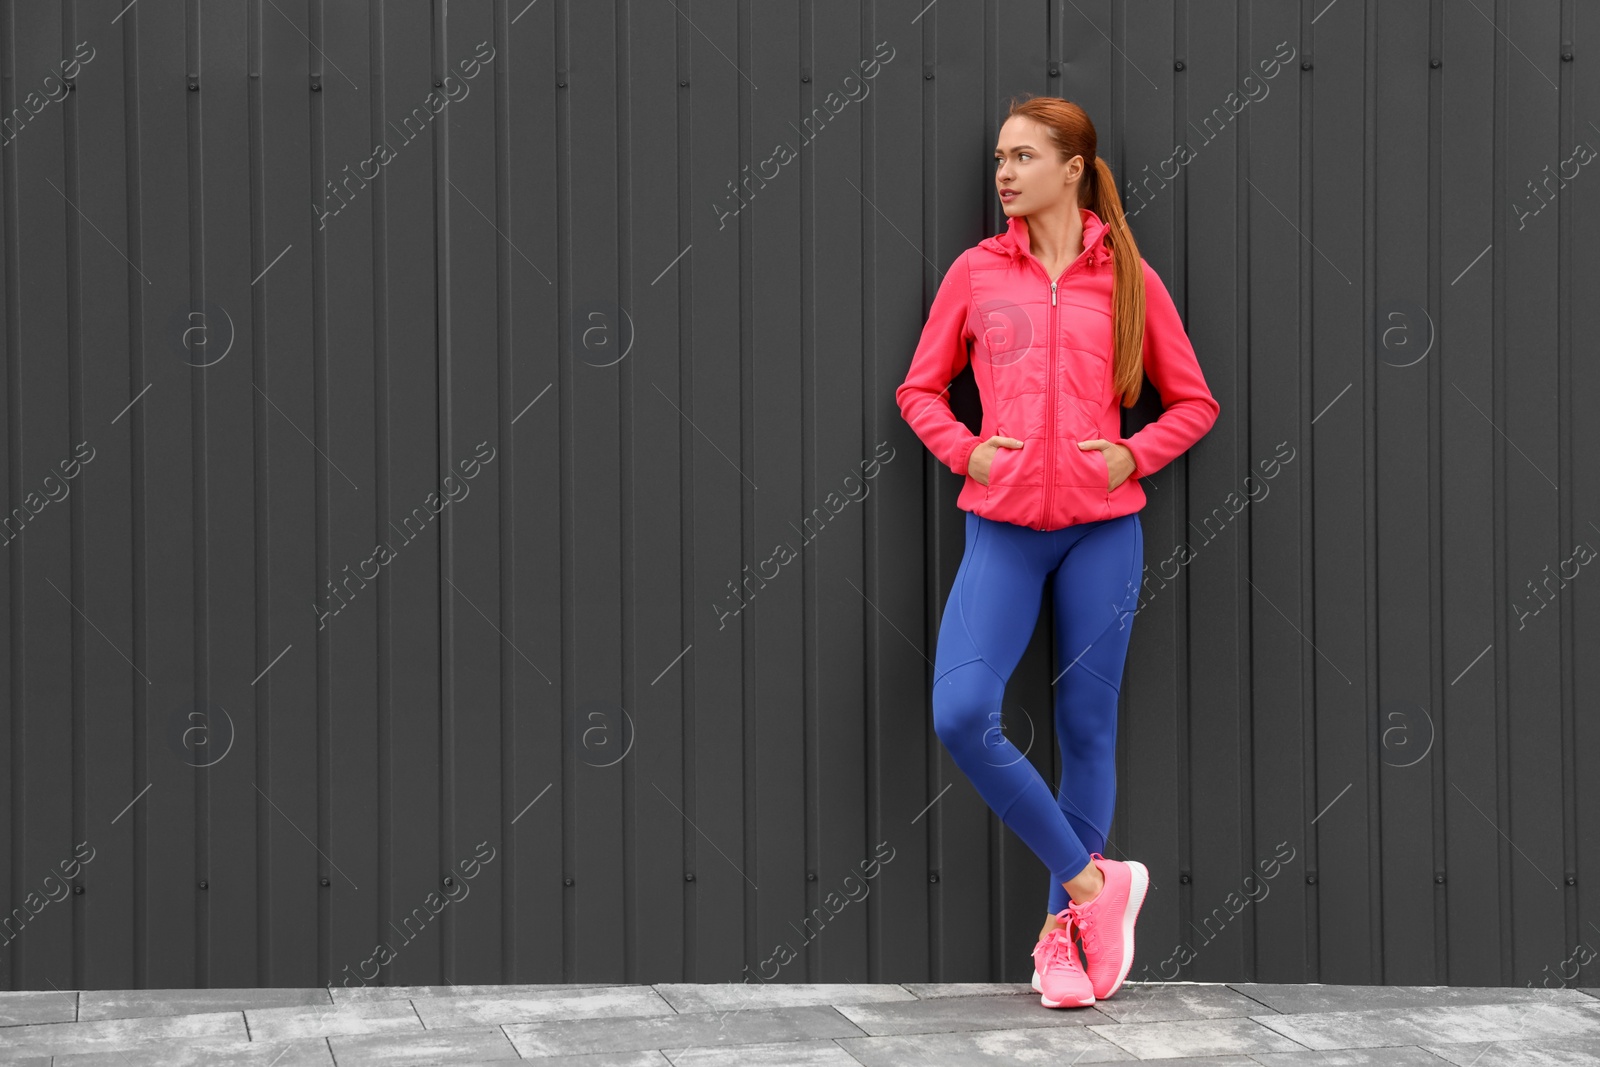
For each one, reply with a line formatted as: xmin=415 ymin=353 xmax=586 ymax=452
xmin=0 ymin=1009 xmax=246 ymax=1058
xmin=1252 ymin=1001 xmax=1600 ymax=1050
xmin=505 ymin=1004 xmax=865 ymax=1058
xmin=652 ymin=981 xmax=915 ymax=1013
xmin=0 ymin=1054 xmax=50 ymax=1067
xmin=51 ymin=1034 xmax=335 ymax=1066
xmin=1086 ymin=981 xmax=1280 ymax=1024
xmin=658 ymin=1038 xmax=863 ymax=1065
xmin=835 ymin=1024 xmax=1142 ymax=1065
xmin=79 ymin=985 xmax=331 ymax=1020
xmin=524 ymin=1053 xmax=672 ymax=1067
xmin=833 ymin=992 xmax=1111 ymax=1035
xmin=1251 ymin=1047 xmax=1468 ymax=1066
xmin=327 ymin=1022 xmax=521 ymax=1065
xmin=1423 ymin=1033 xmax=1600 ymax=1065
xmin=0 ymin=988 xmax=76 ymax=1026
xmin=243 ymin=997 xmax=423 ymax=1042
xmin=900 ymin=982 xmax=1034 ymax=999
xmin=412 ymin=985 xmax=678 ymax=1028
xmin=1232 ymin=980 xmax=1598 ymax=1015
xmin=1086 ymin=1015 xmax=1310 ymax=1059
xmin=332 ymin=982 xmax=616 ymax=1004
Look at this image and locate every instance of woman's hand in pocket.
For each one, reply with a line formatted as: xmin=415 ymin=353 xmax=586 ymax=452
xmin=969 ymin=436 xmax=1024 ymax=487
xmin=1078 ymin=440 xmax=1136 ymax=491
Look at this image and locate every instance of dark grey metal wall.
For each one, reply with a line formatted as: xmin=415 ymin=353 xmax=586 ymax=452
xmin=2 ymin=0 xmax=1596 ymax=994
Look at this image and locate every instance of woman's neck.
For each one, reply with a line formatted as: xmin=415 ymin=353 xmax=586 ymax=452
xmin=1026 ymin=207 xmax=1086 ymax=277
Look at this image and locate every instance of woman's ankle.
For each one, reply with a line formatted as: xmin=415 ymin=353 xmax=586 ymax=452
xmin=1063 ymin=867 xmax=1105 ymax=906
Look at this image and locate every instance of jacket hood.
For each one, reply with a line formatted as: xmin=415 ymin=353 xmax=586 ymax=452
xmin=978 ymin=206 xmax=1113 ymax=268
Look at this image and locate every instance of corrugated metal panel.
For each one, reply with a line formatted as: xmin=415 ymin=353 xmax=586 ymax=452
xmin=0 ymin=0 xmax=1595 ymax=992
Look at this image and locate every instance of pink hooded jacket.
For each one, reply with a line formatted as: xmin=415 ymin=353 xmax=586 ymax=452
xmin=895 ymin=207 xmax=1220 ymax=530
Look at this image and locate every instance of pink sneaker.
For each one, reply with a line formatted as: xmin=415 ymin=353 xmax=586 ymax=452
xmin=1065 ymin=853 xmax=1149 ymax=1000
xmin=1029 ymin=909 xmax=1094 ymax=1008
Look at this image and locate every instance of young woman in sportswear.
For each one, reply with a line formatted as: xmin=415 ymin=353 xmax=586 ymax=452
xmin=895 ymin=96 xmax=1220 ymax=1009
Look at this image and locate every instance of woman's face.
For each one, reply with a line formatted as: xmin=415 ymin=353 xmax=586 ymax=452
xmin=994 ymin=115 xmax=1083 ymax=217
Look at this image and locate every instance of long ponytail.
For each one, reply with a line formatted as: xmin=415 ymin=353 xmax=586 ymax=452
xmin=1088 ymin=154 xmax=1146 ymax=407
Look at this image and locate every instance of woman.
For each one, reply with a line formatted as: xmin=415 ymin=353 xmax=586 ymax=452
xmin=895 ymin=96 xmax=1220 ymax=1009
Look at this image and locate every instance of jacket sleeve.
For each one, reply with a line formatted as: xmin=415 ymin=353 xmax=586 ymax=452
xmin=895 ymin=252 xmax=983 ymax=477
xmin=1112 ymin=260 xmax=1220 ymax=477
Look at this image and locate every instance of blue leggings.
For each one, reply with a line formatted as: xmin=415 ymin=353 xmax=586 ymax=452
xmin=931 ymin=509 xmax=1143 ymax=915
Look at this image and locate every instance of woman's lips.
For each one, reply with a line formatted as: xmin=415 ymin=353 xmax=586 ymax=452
xmin=999 ymin=190 xmax=1020 ymax=200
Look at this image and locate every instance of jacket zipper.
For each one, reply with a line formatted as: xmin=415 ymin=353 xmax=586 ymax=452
xmin=1046 ymin=280 xmax=1057 ymax=527
xmin=1024 ymin=246 xmax=1091 ymax=528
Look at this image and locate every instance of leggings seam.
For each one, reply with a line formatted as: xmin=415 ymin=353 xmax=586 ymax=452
xmin=953 ymin=518 xmax=1011 ymax=691
xmin=1073 ymin=659 xmax=1123 ymax=692
xmin=1059 ymin=803 xmax=1111 ymax=845
xmin=938 ymin=653 xmax=1010 ymax=691
xmin=955 ymin=515 xmax=986 ymax=657
xmin=933 ymin=655 xmax=984 ymax=685
xmin=1058 ymin=604 xmax=1135 ymax=688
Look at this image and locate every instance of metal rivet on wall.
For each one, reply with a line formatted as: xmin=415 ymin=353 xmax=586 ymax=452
xmin=199 ymin=880 xmax=208 ymax=889
xmin=806 ymin=872 xmax=816 ymax=881
xmin=1178 ymin=871 xmax=1190 ymax=884
xmin=74 ymin=885 xmax=84 ymax=894
xmin=1562 ymin=51 xmax=1574 ymax=61
xmin=564 ymin=877 xmax=575 ymax=886
xmin=680 ymin=79 xmax=689 ymax=87
xmin=1174 ymin=60 xmax=1185 ymax=72
xmin=557 ymin=70 xmax=568 ymax=88
xmin=443 ymin=876 xmax=454 ymax=887
xmin=1301 ymin=59 xmax=1313 ymax=70
xmin=188 ymin=75 xmax=199 ymax=91
xmin=321 ymin=877 xmax=331 ymax=887
xmin=801 ymin=70 xmax=810 ymax=82
xmin=1566 ymin=873 xmax=1577 ymax=885
xmin=928 ymin=872 xmax=939 ymax=884
xmin=923 ymin=65 xmax=934 ymax=80
xmin=1048 ymin=66 xmax=1059 ymax=77
xmin=1431 ymin=59 xmax=1441 ymax=68
xmin=1435 ymin=872 xmax=1446 ymax=884
xmin=685 ymin=872 xmax=695 ymax=882
xmin=1305 ymin=872 xmax=1317 ymax=885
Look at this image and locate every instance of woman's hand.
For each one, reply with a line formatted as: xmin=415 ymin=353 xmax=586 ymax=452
xmin=969 ymin=435 xmax=1024 ymax=486
xmin=1078 ymin=440 xmax=1136 ymax=491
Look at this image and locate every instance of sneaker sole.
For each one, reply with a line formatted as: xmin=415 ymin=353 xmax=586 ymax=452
xmin=1100 ymin=859 xmax=1149 ymax=999
xmin=1032 ymin=966 xmax=1094 ymax=1008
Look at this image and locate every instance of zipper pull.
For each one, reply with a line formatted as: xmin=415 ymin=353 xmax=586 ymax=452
xmin=1051 ymin=280 xmax=1057 ymax=306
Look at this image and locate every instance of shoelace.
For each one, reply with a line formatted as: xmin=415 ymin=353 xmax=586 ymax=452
xmin=1037 ymin=914 xmax=1081 ymax=973
xmin=1068 ymin=901 xmax=1100 ymax=955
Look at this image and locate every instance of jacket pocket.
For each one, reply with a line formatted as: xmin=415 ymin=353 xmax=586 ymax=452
xmin=987 ymin=441 xmax=1019 ymax=485
xmin=1059 ymin=439 xmax=1110 ymax=489
xmin=1089 ymin=446 xmax=1110 ymax=492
